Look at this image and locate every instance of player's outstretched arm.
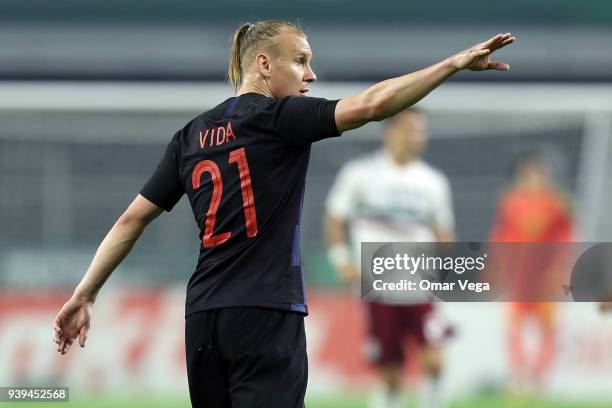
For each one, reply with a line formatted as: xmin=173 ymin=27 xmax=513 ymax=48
xmin=52 ymin=194 xmax=163 ymax=355
xmin=335 ymin=33 xmax=515 ymax=132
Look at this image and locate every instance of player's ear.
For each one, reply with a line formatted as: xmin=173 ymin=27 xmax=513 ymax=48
xmin=255 ymin=53 xmax=271 ymax=79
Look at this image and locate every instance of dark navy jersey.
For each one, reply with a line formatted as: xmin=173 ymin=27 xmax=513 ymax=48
xmin=140 ymin=93 xmax=340 ymax=316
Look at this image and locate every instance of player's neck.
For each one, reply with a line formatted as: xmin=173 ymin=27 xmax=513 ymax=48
xmin=389 ymin=152 xmax=418 ymax=167
xmin=237 ymin=77 xmax=274 ymax=99
xmin=516 ymin=178 xmax=548 ymax=191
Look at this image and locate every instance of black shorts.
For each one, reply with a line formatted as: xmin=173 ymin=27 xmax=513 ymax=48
xmin=185 ymin=307 xmax=307 ymax=408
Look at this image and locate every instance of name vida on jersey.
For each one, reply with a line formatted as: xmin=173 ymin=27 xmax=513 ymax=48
xmin=199 ymin=122 xmax=237 ymax=149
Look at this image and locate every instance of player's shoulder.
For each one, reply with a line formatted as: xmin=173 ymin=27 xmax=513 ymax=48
xmin=173 ymin=97 xmax=242 ymax=137
xmin=195 ymin=97 xmax=240 ymax=122
xmin=414 ymin=160 xmax=450 ymax=185
xmin=338 ymin=150 xmax=382 ymax=174
xmin=167 ymin=116 xmax=198 ymax=147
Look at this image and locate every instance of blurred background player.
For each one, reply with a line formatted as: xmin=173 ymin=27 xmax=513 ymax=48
xmin=325 ymin=108 xmax=454 ymax=408
xmin=489 ymin=150 xmax=575 ymax=392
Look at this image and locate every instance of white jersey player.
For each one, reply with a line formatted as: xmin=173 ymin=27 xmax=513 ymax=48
xmin=325 ymin=108 xmax=454 ymax=408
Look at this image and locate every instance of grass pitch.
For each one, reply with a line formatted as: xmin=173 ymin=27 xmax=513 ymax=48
xmin=5 ymin=393 xmax=610 ymax=408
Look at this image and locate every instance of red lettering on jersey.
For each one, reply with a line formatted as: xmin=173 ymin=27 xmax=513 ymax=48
xmin=199 ymin=129 xmax=210 ymax=149
xmin=216 ymin=126 xmax=226 ymax=146
xmin=199 ymin=122 xmax=238 ymax=150
xmin=192 ymin=160 xmax=232 ymax=247
xmin=209 ymin=129 xmax=215 ymax=147
xmin=228 ymin=147 xmax=258 ymax=237
xmin=227 ymin=122 xmax=237 ymax=141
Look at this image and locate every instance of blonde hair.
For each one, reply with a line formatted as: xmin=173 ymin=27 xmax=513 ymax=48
xmin=227 ymin=20 xmax=305 ymax=91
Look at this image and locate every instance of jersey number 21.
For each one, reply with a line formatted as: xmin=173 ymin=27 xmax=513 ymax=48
xmin=191 ymin=147 xmax=258 ymax=248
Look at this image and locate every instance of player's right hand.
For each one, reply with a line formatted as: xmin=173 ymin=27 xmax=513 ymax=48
xmin=53 ymin=295 xmax=93 ymax=355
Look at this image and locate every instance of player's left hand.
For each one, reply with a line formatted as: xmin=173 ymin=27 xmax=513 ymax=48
xmin=53 ymin=295 xmax=93 ymax=355
xmin=450 ymin=33 xmax=515 ymax=72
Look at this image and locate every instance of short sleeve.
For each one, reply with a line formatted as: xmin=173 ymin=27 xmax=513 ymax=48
xmin=140 ymin=132 xmax=185 ymax=212
xmin=272 ymin=96 xmax=340 ymax=144
xmin=325 ymin=161 xmax=362 ymax=219
xmin=432 ymin=175 xmax=455 ymax=232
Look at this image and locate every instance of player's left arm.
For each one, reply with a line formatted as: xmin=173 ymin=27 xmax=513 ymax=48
xmin=433 ymin=175 xmax=455 ymax=242
xmin=324 ymin=163 xmax=361 ymax=284
xmin=53 ymin=194 xmax=163 ymax=355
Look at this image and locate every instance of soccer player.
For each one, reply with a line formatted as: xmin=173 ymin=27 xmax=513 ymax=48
xmin=325 ymin=108 xmax=454 ymax=408
xmin=52 ymin=21 xmax=514 ymax=407
xmin=489 ymin=151 xmax=575 ymax=392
